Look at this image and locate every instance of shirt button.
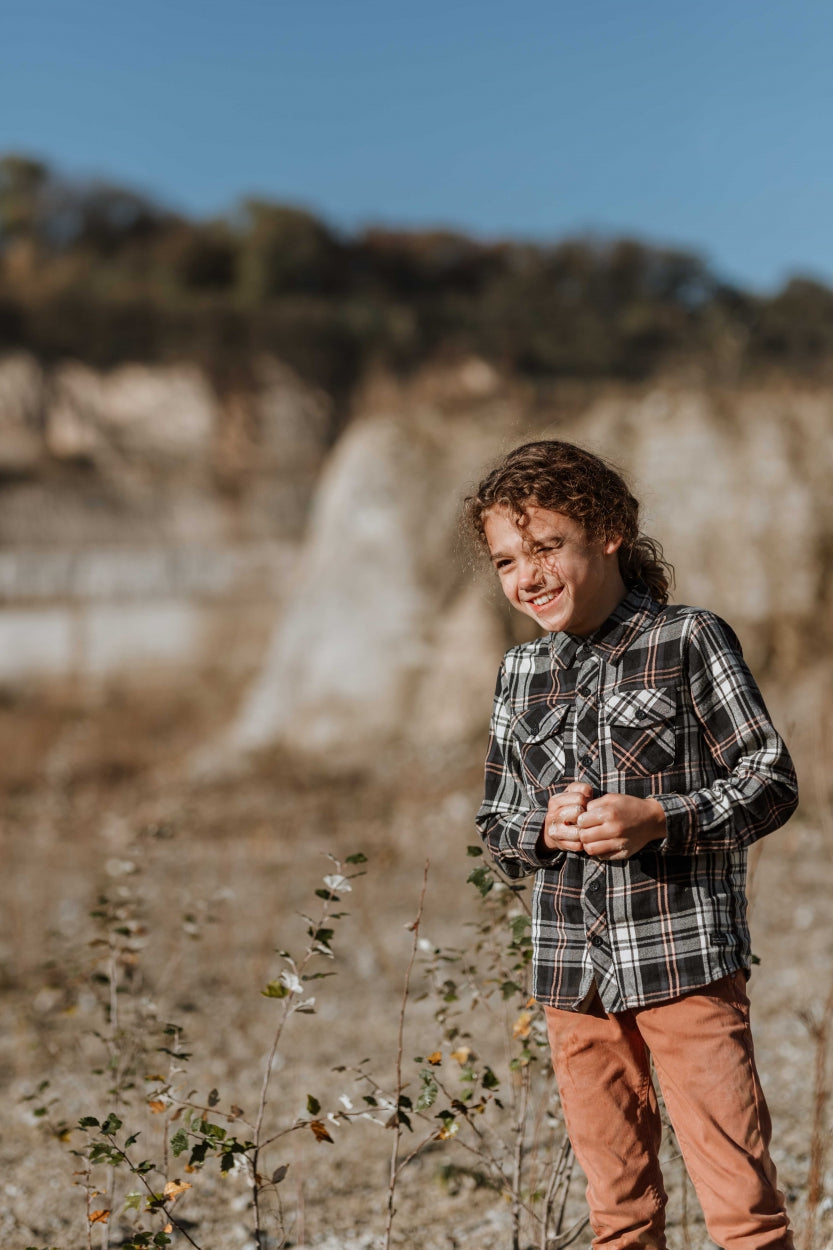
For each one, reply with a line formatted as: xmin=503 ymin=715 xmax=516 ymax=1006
xmin=588 ymin=880 xmax=601 ymax=894
xmin=590 ymin=934 xmax=604 ymax=948
xmin=635 ymin=709 xmax=647 ymax=720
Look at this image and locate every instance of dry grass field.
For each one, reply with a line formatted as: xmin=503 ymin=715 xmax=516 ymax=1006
xmin=1 ymin=676 xmax=831 ymax=1250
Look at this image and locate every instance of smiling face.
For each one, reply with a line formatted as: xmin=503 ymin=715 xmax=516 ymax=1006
xmin=483 ymin=503 xmax=626 ymax=637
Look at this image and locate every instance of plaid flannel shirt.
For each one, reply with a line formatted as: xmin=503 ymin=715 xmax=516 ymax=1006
xmin=475 ymin=583 xmax=798 ymax=1011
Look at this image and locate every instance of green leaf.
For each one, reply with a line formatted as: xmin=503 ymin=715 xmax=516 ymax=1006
xmin=170 ymin=1128 xmax=189 ymax=1157
xmin=261 ymin=980 xmax=290 ymax=999
xmin=306 ymin=1095 xmax=321 ymax=1116
xmin=346 ymin=852 xmax=367 ymax=864
xmin=500 ymin=979 xmax=523 ymax=1000
xmin=220 ymin=1150 xmax=236 ymax=1173
xmin=482 ymin=1067 xmax=500 ymax=1090
xmin=466 ymin=866 xmax=494 ymax=898
xmin=509 ymin=915 xmax=530 ymax=941
xmin=466 ymin=844 xmax=484 ymax=857
xmin=315 ymin=888 xmax=340 ymax=901
xmin=101 ymin=1113 xmax=123 ymax=1135
xmin=416 ymin=1070 xmax=438 ymax=1111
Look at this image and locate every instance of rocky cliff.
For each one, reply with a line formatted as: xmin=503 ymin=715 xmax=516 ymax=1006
xmin=1 ymin=352 xmax=830 ymax=783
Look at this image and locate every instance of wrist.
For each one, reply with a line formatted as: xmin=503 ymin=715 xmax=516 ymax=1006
xmin=644 ymin=798 xmax=668 ymax=841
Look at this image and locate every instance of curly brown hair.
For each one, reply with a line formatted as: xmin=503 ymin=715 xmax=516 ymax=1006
xmin=465 ymin=440 xmax=674 ymax=605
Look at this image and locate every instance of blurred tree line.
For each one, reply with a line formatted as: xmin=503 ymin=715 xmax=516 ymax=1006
xmin=3 ymin=152 xmax=833 ymax=396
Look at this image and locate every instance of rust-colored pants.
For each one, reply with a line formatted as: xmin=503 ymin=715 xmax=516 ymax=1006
xmin=544 ymin=972 xmax=793 ymax=1250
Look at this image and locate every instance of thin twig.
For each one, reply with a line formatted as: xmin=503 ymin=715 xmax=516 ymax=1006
xmin=383 ymin=858 xmax=430 ymax=1250
xmin=540 ymin=1134 xmax=572 ymax=1250
xmin=103 ymin=1132 xmax=203 ymax=1250
xmin=250 ymin=873 xmax=340 ymax=1247
xmin=554 ymin=1149 xmax=576 ymax=1237
xmin=802 ymin=966 xmax=833 ymax=1250
xmin=511 ymin=1061 xmax=530 ymax=1250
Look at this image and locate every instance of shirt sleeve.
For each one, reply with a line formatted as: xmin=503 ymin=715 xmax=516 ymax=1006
xmin=653 ymin=612 xmax=799 ymax=854
xmin=474 ymin=662 xmax=566 ymax=877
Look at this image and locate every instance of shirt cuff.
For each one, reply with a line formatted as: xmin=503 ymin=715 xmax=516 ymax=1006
xmin=516 ymin=808 xmax=567 ymax=871
xmin=652 ymin=793 xmax=698 ymax=854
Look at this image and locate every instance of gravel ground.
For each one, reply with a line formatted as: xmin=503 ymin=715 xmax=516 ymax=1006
xmin=1 ymin=687 xmax=831 ymax=1250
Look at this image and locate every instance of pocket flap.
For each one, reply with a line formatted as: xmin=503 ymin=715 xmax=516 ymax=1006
xmin=605 ymin=686 xmax=676 ymax=728
xmin=512 ymin=701 xmax=570 ymax=743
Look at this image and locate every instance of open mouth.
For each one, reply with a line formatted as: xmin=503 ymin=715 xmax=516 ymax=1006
xmin=527 ymin=588 xmax=562 ymax=611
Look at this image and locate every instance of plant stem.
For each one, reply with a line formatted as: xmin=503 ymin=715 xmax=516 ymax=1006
xmin=250 ymin=869 xmax=340 ymax=1247
xmin=510 ymin=1060 xmax=530 ymax=1250
xmin=383 ymin=858 xmax=430 ymax=1250
xmin=104 ymin=1134 xmax=204 ymax=1250
xmin=540 ymin=1134 xmax=571 ymax=1250
xmin=802 ymin=967 xmax=833 ymax=1250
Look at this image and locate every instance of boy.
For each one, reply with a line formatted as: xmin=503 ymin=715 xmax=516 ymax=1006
xmin=467 ymin=440 xmax=798 ymax=1250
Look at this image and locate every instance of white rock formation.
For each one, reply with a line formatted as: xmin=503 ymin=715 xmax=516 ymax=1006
xmin=48 ymin=361 xmax=218 ymax=470
xmin=221 ymin=377 xmax=833 ymax=770
xmin=0 ymin=353 xmax=44 ymax=475
xmin=224 ymin=405 xmax=508 ymax=761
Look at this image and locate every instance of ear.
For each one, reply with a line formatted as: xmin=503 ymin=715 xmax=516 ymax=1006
xmin=603 ymin=534 xmax=623 ymax=556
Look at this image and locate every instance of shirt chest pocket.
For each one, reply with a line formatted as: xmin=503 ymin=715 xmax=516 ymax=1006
xmin=605 ymin=685 xmax=677 ymax=777
xmin=512 ymin=702 xmax=571 ymax=791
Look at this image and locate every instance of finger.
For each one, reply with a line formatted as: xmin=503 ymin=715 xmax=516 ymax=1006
xmin=547 ymin=798 xmax=585 ymax=824
xmin=575 ymin=809 xmax=603 ymax=831
xmin=549 ymin=833 xmax=583 ymax=853
xmin=544 ymin=814 xmax=584 ymax=851
xmin=564 ymin=781 xmax=593 ymax=798
xmin=583 ymin=837 xmax=628 ymax=859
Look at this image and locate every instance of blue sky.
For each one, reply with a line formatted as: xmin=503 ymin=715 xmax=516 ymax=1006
xmin=3 ymin=0 xmax=832 ymax=291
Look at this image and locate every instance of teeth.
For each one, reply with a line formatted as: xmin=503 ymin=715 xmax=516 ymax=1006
xmin=531 ymin=590 xmax=558 ymax=606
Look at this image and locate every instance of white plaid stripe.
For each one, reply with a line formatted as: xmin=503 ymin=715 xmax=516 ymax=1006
xmin=475 ymin=585 xmax=798 ymax=1011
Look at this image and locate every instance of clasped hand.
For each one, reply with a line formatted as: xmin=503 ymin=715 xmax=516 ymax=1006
xmin=543 ymin=782 xmax=667 ymax=862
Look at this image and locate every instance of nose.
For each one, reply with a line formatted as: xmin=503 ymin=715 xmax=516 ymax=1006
xmin=517 ymin=554 xmax=544 ymax=591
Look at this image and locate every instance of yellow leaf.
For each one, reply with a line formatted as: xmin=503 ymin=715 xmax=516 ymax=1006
xmin=89 ymin=1209 xmax=110 ymax=1224
xmin=144 ymin=1073 xmax=166 ymax=1081
xmin=450 ymin=1047 xmax=471 ymax=1064
xmin=513 ymin=1010 xmax=533 ymax=1040
xmin=148 ymin=1099 xmax=167 ymax=1114
xmin=310 ymin=1119 xmax=333 ymax=1144
xmin=164 ymin=1226 xmax=173 ymax=1235
xmin=437 ymin=1120 xmax=459 ymax=1140
xmin=427 ymin=1051 xmax=442 ymax=1066
xmin=163 ymin=1180 xmax=192 ymax=1201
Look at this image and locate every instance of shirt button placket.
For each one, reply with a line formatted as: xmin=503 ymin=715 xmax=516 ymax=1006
xmin=574 ymin=648 xmax=600 ymax=789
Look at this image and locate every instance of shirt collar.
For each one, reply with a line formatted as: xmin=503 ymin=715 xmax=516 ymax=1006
xmin=547 ymin=582 xmax=660 ymax=668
